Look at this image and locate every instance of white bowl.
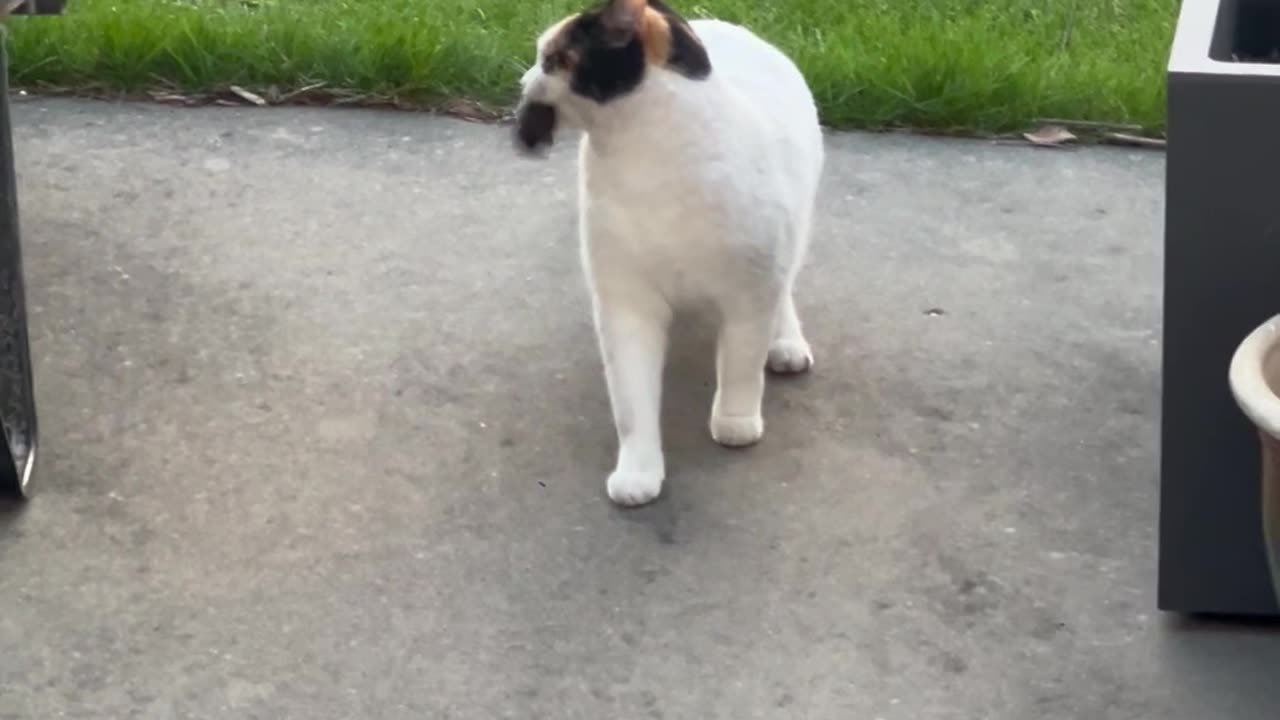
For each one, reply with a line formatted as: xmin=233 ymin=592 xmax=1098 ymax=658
xmin=1228 ymin=314 xmax=1280 ymax=605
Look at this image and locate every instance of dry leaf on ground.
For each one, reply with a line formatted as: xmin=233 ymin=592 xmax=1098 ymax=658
xmin=1102 ymin=132 xmax=1167 ymax=149
xmin=229 ymin=85 xmax=268 ymax=107
xmin=1023 ymin=125 xmax=1077 ymax=147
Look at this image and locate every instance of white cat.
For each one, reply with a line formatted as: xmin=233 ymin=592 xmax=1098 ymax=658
xmin=515 ymin=0 xmax=824 ymax=507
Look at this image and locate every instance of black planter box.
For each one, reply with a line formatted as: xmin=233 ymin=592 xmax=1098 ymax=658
xmin=0 ymin=6 xmax=60 ymax=499
xmin=1159 ymin=0 xmax=1280 ymax=615
xmin=9 ymin=1 xmax=65 ymax=14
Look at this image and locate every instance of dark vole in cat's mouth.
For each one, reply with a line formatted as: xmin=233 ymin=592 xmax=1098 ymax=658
xmin=514 ymin=101 xmax=557 ymax=156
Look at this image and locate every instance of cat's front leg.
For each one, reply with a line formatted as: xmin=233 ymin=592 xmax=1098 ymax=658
xmin=594 ymin=293 xmax=671 ymax=507
xmin=710 ymin=310 xmax=773 ymax=447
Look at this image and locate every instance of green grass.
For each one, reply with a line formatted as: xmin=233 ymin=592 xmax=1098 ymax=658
xmin=3 ymin=0 xmax=1177 ymax=133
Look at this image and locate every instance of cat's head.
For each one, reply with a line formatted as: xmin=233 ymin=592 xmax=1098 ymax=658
xmin=514 ymin=0 xmax=711 ymax=155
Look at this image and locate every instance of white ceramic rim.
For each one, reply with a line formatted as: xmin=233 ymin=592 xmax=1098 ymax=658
xmin=1229 ymin=314 xmax=1280 ymax=440
xmin=1169 ymin=0 xmax=1280 ymax=76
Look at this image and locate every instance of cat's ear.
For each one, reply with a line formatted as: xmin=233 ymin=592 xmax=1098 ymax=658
xmin=664 ymin=14 xmax=712 ymax=79
xmin=599 ymin=0 xmax=647 ymax=47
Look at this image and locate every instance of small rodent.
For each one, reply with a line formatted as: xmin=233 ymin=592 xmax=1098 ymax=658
xmin=514 ymin=101 xmax=558 ymax=155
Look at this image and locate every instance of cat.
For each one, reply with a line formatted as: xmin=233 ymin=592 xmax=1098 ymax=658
xmin=514 ymin=0 xmax=824 ymax=507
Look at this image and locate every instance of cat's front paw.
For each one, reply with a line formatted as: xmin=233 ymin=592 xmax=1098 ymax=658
xmin=710 ymin=413 xmax=764 ymax=448
xmin=607 ymin=469 xmax=664 ymax=507
xmin=767 ymin=339 xmax=814 ymax=374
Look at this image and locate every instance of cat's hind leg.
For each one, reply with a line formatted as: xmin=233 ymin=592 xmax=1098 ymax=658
xmin=767 ymin=289 xmax=814 ymax=374
xmin=710 ymin=309 xmax=773 ymax=447
xmin=768 ymin=205 xmax=816 ymax=374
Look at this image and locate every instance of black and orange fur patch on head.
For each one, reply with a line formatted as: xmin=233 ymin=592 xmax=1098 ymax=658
xmin=548 ymin=0 xmax=711 ymax=104
xmin=514 ymin=0 xmax=711 ymax=154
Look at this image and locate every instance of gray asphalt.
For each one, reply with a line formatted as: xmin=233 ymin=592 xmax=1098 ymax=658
xmin=0 ymin=99 xmax=1276 ymax=720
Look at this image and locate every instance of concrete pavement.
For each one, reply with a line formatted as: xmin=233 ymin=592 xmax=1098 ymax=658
xmin=0 ymin=99 xmax=1276 ymax=719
